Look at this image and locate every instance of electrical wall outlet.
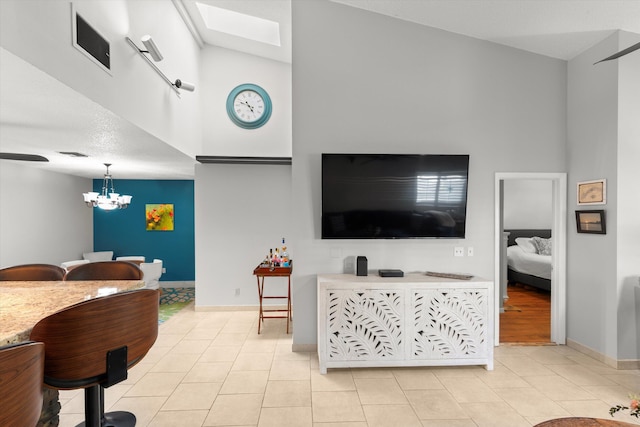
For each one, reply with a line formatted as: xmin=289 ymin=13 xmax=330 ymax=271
xmin=454 ymin=247 xmax=464 ymax=257
xmin=162 ymin=267 xmax=166 ymax=273
xmin=467 ymin=247 xmax=474 ymax=256
xmin=235 ymin=288 xmax=240 ymax=296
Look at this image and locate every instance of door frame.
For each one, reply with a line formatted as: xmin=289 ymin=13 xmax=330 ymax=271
xmin=494 ymin=172 xmax=567 ymax=345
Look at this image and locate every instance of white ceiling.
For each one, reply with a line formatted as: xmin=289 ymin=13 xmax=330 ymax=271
xmin=332 ymin=0 xmax=640 ymax=61
xmin=185 ymin=0 xmax=640 ymax=63
xmin=1 ymin=1 xmax=639 ymax=179
xmin=0 ymin=48 xmax=197 ymax=180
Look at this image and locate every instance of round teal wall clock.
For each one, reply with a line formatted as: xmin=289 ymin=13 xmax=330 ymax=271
xmin=226 ymin=83 xmax=272 ymax=129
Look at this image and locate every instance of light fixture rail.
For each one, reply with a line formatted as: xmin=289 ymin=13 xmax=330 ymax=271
xmin=125 ymin=36 xmax=182 ymax=96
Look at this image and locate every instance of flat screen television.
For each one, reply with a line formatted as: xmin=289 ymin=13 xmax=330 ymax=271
xmin=322 ymin=153 xmax=469 ymax=239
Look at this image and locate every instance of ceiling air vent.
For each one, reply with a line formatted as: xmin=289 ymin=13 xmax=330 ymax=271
xmin=58 ymin=151 xmax=88 ymax=158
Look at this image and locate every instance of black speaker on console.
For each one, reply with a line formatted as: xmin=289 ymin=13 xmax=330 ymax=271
xmin=356 ymin=256 xmax=368 ymax=276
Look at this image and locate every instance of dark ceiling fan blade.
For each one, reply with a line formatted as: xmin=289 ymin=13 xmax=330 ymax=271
xmin=594 ymin=41 xmax=640 ymax=65
xmin=0 ymin=153 xmax=49 ymax=162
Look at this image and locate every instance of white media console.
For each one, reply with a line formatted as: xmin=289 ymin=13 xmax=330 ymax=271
xmin=317 ymin=273 xmax=494 ymax=374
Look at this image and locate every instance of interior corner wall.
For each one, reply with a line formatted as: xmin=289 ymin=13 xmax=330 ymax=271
xmin=503 ymin=180 xmax=553 ymax=229
xmin=93 ymin=179 xmax=195 ymax=282
xmin=0 ymin=162 xmax=93 ymax=268
xmin=567 ymin=33 xmax=619 ymax=360
xmin=291 ymin=1 xmax=567 ymax=347
xmin=194 ymin=163 xmax=292 ymax=308
xmin=616 ymin=31 xmax=640 ymax=361
xmin=0 ymin=0 xmax=202 ymax=158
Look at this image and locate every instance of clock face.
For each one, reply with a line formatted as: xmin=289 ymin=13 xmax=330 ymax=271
xmin=226 ymin=84 xmax=272 ymax=129
xmin=233 ymin=90 xmax=265 ymax=123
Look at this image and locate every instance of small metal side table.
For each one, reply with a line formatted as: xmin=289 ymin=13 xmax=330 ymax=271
xmin=253 ymin=261 xmax=292 ymax=334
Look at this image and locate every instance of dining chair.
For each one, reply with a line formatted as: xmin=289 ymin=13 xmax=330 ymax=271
xmin=64 ymin=261 xmax=143 ymax=281
xmin=139 ymin=259 xmax=162 ymax=290
xmin=115 ymin=256 xmax=145 ymax=266
xmin=82 ymin=251 xmax=114 ymax=262
xmin=0 ymin=341 xmax=45 ymax=427
xmin=29 ymin=289 xmax=159 ymax=427
xmin=60 ymin=259 xmax=91 ymax=271
xmin=0 ymin=263 xmax=66 ymax=281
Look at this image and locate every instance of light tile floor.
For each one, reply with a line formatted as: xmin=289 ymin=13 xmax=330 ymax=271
xmin=58 ymin=305 xmax=640 ymax=427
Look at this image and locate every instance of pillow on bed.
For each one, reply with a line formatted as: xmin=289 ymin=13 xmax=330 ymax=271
xmin=532 ymin=236 xmax=552 ymax=255
xmin=515 ymin=237 xmax=537 ymax=254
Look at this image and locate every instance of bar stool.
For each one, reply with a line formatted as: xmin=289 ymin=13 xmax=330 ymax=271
xmin=0 ymin=263 xmax=65 ymax=281
xmin=0 ymin=341 xmax=45 ymax=427
xmin=30 ymin=289 xmax=159 ymax=427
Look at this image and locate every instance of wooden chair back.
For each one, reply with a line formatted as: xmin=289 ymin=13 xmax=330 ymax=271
xmin=0 ymin=263 xmax=65 ymax=281
xmin=29 ymin=289 xmax=159 ymax=389
xmin=64 ymin=261 xmax=142 ymax=281
xmin=0 ymin=341 xmax=45 ymax=427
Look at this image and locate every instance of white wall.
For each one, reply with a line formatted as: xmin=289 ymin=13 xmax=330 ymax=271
xmin=567 ymin=31 xmax=640 ymax=363
xmin=0 ymin=162 xmax=93 ymax=268
xmin=0 ymin=0 xmax=202 ymax=158
xmin=193 ymin=45 xmax=292 ymax=308
xmin=291 ymin=1 xmax=567 ymax=347
xmin=616 ymin=31 xmax=640 ymax=361
xmin=200 ymin=46 xmax=292 ymax=157
xmin=503 ymin=180 xmax=553 ymax=229
xmin=194 ymin=163 xmax=291 ymax=308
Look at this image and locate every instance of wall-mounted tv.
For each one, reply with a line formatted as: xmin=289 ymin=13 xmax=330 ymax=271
xmin=322 ymin=154 xmax=469 ymax=239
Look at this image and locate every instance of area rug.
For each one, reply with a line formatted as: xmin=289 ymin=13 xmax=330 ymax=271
xmin=158 ymin=288 xmax=195 ymax=324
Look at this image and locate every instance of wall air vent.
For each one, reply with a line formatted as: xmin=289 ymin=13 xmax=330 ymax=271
xmin=71 ymin=4 xmax=111 ymax=74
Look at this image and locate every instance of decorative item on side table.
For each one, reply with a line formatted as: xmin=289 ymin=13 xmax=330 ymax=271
xmin=577 ymin=179 xmax=606 ymax=205
xmin=146 ymin=204 xmax=174 ymax=231
xmin=576 ymin=210 xmax=606 ymax=234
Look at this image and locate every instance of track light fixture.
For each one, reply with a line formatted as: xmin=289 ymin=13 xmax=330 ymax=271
xmin=140 ymin=35 xmax=163 ymax=62
xmin=174 ymin=79 xmax=195 ymax=92
xmin=125 ymin=36 xmax=196 ymax=96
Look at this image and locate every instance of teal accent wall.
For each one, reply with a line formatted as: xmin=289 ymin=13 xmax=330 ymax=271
xmin=93 ymin=180 xmax=194 ymax=281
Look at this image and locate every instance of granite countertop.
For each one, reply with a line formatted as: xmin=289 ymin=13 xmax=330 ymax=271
xmin=0 ymin=280 xmax=144 ymax=345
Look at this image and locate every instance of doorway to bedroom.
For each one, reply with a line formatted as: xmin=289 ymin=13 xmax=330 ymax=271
xmin=494 ymin=173 xmax=567 ymax=346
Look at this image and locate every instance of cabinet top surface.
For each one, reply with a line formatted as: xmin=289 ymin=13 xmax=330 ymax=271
xmin=317 ymin=273 xmax=492 ymax=285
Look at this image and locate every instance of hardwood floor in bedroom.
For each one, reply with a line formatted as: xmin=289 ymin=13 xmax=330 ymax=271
xmin=500 ymin=283 xmax=551 ymax=344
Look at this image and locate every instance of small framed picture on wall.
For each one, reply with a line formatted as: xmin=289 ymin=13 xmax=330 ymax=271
xmin=577 ymin=179 xmax=606 ymax=205
xmin=576 ymin=210 xmax=606 ymax=234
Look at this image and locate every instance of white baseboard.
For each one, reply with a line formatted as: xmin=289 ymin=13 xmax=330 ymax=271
xmin=567 ymin=338 xmax=640 ymax=370
xmin=193 ymin=304 xmax=289 ymax=312
xmin=195 ymin=305 xmax=258 ymax=312
xmin=160 ymin=281 xmax=195 ymax=288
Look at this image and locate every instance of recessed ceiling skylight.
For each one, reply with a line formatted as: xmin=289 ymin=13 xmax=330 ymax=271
xmin=195 ymin=2 xmax=281 ymax=47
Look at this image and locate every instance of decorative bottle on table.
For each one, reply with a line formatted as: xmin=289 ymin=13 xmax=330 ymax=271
xmin=281 ymin=238 xmax=290 ymax=267
xmin=274 ymin=248 xmax=280 ymax=267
